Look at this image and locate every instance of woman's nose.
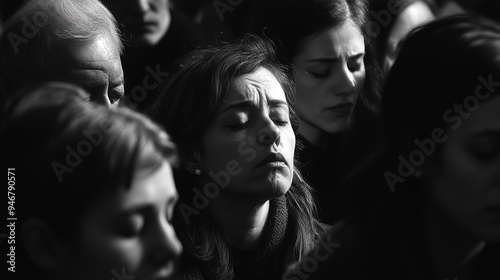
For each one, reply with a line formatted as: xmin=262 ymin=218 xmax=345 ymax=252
xmin=150 ymin=219 xmax=183 ymax=265
xmin=331 ymin=65 xmax=356 ymax=96
xmin=257 ymin=118 xmax=281 ymax=146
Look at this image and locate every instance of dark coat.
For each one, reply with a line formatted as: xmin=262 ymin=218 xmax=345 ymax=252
xmin=284 ymin=181 xmax=500 ymax=280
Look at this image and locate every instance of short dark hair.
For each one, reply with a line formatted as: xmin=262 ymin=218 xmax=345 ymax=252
xmin=1 ymin=82 xmax=177 ymax=237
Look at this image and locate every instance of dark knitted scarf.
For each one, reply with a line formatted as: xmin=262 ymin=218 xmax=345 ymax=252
xmin=177 ymin=195 xmax=292 ymax=280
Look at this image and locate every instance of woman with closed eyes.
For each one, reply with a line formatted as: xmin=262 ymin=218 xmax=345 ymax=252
xmin=149 ymin=35 xmax=328 ymax=280
xmin=260 ymin=0 xmax=384 ymax=223
xmin=285 ymin=15 xmax=500 ymax=280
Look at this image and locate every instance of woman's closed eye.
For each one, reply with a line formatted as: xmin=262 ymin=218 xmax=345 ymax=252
xmin=468 ymin=142 xmax=500 ymax=162
xmin=271 ymin=108 xmax=290 ymax=126
xmin=347 ymin=55 xmax=364 ymax=72
xmin=225 ymin=112 xmax=250 ymax=130
xmin=113 ymin=214 xmax=145 ymax=238
xmin=307 ymin=66 xmax=331 ymax=79
xmin=226 ymin=121 xmax=250 ymax=130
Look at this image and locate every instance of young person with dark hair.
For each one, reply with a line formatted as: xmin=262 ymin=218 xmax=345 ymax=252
xmin=1 ymin=82 xmax=182 ymax=280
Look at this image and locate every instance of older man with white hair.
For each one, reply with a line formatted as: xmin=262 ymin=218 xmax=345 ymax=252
xmin=0 ymin=0 xmax=124 ymax=108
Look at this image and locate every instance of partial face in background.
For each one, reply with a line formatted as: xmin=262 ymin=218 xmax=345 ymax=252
xmin=384 ymin=1 xmax=435 ymax=74
xmin=198 ymin=67 xmax=296 ymax=200
xmin=102 ymin=0 xmax=171 ymax=46
xmin=61 ymin=161 xmax=182 ymax=280
xmin=292 ymin=18 xmax=366 ymax=142
xmin=427 ymin=95 xmax=500 ymax=242
xmin=49 ymin=34 xmax=125 ymax=108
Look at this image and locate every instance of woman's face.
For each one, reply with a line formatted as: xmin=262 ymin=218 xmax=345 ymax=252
xmin=292 ymin=18 xmax=366 ymax=142
xmin=198 ymin=67 xmax=296 ymax=200
xmin=61 ymin=161 xmax=182 ymax=280
xmin=428 ymin=95 xmax=500 ymax=242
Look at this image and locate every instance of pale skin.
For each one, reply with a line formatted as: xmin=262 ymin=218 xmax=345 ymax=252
xmin=48 ymin=34 xmax=125 ymax=107
xmin=292 ymin=18 xmax=366 ymax=148
xmin=23 ymin=161 xmax=182 ymax=280
xmin=191 ymin=67 xmax=296 ymax=251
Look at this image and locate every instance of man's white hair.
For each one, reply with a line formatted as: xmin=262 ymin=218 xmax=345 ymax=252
xmin=0 ymin=0 xmax=123 ymax=96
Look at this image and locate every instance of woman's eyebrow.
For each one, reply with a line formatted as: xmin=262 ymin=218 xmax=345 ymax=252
xmin=471 ymin=130 xmax=500 ymax=138
xmin=307 ymin=52 xmax=365 ymax=63
xmin=307 ymin=57 xmax=339 ymax=63
xmin=220 ymin=100 xmax=255 ymax=113
xmin=268 ymin=99 xmax=289 ymax=109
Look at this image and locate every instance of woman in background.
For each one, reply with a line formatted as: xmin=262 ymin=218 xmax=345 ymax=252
xmin=259 ymin=0 xmax=383 ymax=223
xmin=285 ymin=15 xmax=500 ymax=280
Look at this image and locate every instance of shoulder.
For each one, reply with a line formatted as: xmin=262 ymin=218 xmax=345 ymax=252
xmin=283 ymin=218 xmax=382 ymax=280
xmin=177 ymin=264 xmax=205 ymax=280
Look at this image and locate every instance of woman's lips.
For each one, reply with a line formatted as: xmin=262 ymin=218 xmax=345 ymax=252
xmin=256 ymin=153 xmax=288 ymax=169
xmin=325 ymin=102 xmax=353 ymax=117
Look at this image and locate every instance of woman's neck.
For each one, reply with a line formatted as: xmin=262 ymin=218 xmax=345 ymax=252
xmin=209 ymin=194 xmax=270 ymax=252
xmin=423 ymin=195 xmax=485 ymax=280
xmin=299 ymin=120 xmax=343 ymax=150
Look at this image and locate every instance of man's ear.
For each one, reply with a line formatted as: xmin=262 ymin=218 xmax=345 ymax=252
xmin=21 ymin=219 xmax=68 ymax=272
xmin=180 ymin=148 xmax=203 ymax=175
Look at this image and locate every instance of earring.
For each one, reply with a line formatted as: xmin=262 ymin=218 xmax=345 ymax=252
xmin=195 ymin=169 xmax=201 ymax=175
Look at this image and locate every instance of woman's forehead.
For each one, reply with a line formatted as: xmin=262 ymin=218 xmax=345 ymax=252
xmin=224 ymin=67 xmax=287 ymax=105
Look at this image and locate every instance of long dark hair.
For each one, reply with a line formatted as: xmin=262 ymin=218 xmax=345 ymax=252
xmin=261 ymin=0 xmax=382 ymax=115
xmin=339 ymin=15 xmax=500 ymax=218
xmin=383 ymin=15 xmax=500 ymax=170
xmin=149 ymin=34 xmax=326 ymax=279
